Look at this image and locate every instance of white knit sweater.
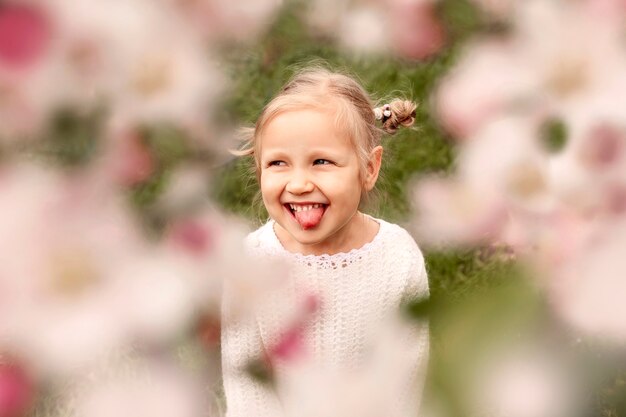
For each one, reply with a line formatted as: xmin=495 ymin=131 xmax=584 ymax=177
xmin=221 ymin=217 xmax=430 ymax=417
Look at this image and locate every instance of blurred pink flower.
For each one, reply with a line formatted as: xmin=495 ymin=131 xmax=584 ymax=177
xmin=412 ymin=175 xmax=508 ymax=247
xmin=167 ymin=0 xmax=282 ymax=42
xmin=98 ymin=128 xmax=155 ymax=187
xmin=309 ymin=0 xmax=444 ymax=59
xmin=434 ymin=1 xmax=626 ymax=140
xmin=413 ymin=116 xmax=557 ymax=248
xmin=108 ymin=37 xmax=223 ymax=130
xmin=472 ymin=349 xmax=577 ymax=417
xmin=547 ymin=111 xmax=626 ymax=216
xmin=577 ymin=124 xmax=624 ymax=170
xmin=0 ymin=164 xmax=205 ymax=375
xmin=306 ymin=0 xmax=349 ymax=37
xmin=0 ymin=3 xmax=50 ymax=70
xmin=277 ymin=311 xmax=428 ymax=417
xmin=0 ymin=360 xmax=34 ymax=417
xmin=0 ymin=0 xmax=227 ymax=142
xmin=459 ymin=117 xmax=555 ymax=212
xmin=75 ymin=362 xmax=204 ymax=417
xmin=550 ymin=220 xmax=626 ymax=341
xmin=0 ymin=2 xmax=58 ymax=141
xmin=434 ymin=39 xmax=534 ymax=138
xmin=197 ymin=314 xmax=221 ymax=348
xmin=388 ymin=0 xmax=446 ymax=60
xmin=337 ymin=6 xmax=389 ymax=55
xmin=168 ymin=218 xmax=216 ymax=257
xmin=267 ymin=293 xmax=320 ymax=364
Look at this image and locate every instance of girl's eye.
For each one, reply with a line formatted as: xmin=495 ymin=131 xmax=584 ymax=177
xmin=313 ymin=159 xmax=332 ymax=165
xmin=268 ymin=160 xmax=286 ymax=167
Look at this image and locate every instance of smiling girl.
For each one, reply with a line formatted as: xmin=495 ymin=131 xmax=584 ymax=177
xmin=222 ymin=68 xmax=429 ymax=417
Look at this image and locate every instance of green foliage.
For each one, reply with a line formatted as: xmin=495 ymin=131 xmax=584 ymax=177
xmin=35 ymin=107 xmax=103 ymax=167
xmin=540 ymin=117 xmax=568 ymax=153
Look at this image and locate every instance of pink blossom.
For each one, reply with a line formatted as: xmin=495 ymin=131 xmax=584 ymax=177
xmin=167 ymin=217 xmax=217 ymax=257
xmin=267 ymin=293 xmax=320 ymax=364
xmin=577 ymin=124 xmax=624 ymax=170
xmin=549 ymin=220 xmax=626 ymax=341
xmin=547 ymin=111 xmax=626 ymax=216
xmin=0 ymin=361 xmax=34 ymax=417
xmin=166 ymin=0 xmax=282 ymax=42
xmin=337 ymin=6 xmax=389 ymax=55
xmin=306 ymin=0 xmax=349 ymax=37
xmin=269 ymin=326 xmax=307 ymax=363
xmin=75 ymin=362 xmax=203 ymax=417
xmin=472 ymin=349 xmax=577 ymax=417
xmin=387 ymin=0 xmax=446 ymax=60
xmin=412 ymin=175 xmax=508 ymax=247
xmin=434 ymin=39 xmax=534 ymax=138
xmin=0 ymin=3 xmax=50 ymax=70
xmin=0 ymin=164 xmax=205 ymax=375
xmin=435 ymin=1 xmax=626 ymax=140
xmin=277 ymin=311 xmax=428 ymax=417
xmin=98 ymin=128 xmax=155 ymax=186
xmin=460 ymin=117 xmax=556 ymax=212
xmin=196 ymin=314 xmax=221 ymax=348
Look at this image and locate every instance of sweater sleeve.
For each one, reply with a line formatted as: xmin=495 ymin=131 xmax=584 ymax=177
xmin=221 ymin=297 xmax=283 ymax=417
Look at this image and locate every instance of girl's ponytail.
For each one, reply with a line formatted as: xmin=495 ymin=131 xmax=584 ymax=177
xmin=374 ymin=99 xmax=417 ymax=134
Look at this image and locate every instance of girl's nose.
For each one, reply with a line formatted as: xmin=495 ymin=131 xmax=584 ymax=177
xmin=285 ymin=172 xmax=315 ymax=195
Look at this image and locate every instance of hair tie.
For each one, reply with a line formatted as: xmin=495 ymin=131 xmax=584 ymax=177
xmin=374 ymin=104 xmax=392 ymax=121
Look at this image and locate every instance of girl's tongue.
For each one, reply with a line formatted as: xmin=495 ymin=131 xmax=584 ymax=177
xmin=293 ymin=205 xmax=325 ymax=230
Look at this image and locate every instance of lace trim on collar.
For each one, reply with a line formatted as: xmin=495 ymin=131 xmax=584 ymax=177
xmin=248 ymin=217 xmax=389 ymax=269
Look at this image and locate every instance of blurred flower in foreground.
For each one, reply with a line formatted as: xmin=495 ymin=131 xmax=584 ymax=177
xmin=470 ymin=349 xmax=579 ymax=417
xmin=307 ymin=0 xmax=445 ymax=59
xmin=434 ymin=0 xmax=626 ymax=139
xmin=0 ymin=163 xmax=199 ymax=375
xmin=97 ymin=128 xmax=155 ymax=186
xmin=550 ymin=220 xmax=626 ymax=341
xmin=0 ymin=2 xmax=56 ymax=140
xmin=387 ymin=0 xmax=445 ymax=60
xmin=74 ymin=361 xmax=204 ymax=417
xmin=0 ymin=360 xmax=34 ymax=417
xmin=166 ymin=0 xmax=283 ymax=42
xmin=0 ymin=3 xmax=50 ymax=70
xmin=417 ymin=0 xmax=626 ymax=343
xmin=0 ymin=0 xmax=229 ymax=145
xmin=276 ymin=311 xmax=428 ymax=417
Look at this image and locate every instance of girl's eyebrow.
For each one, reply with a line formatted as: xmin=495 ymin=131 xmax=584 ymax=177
xmin=305 ymin=146 xmax=348 ymax=155
xmin=261 ymin=150 xmax=289 ymax=160
xmin=261 ymin=146 xmax=350 ymax=162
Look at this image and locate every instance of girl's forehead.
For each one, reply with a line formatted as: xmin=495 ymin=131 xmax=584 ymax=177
xmin=259 ymin=108 xmax=355 ymax=151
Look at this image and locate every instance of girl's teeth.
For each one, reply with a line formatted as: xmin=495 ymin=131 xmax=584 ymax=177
xmin=289 ymin=203 xmax=323 ymax=212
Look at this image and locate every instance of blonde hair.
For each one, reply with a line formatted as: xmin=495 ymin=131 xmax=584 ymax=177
xmin=235 ymin=67 xmax=417 ymax=185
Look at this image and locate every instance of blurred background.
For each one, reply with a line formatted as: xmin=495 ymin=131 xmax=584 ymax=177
xmin=1 ymin=0 xmax=625 ymax=416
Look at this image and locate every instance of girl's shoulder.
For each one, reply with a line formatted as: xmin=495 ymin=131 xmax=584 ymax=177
xmin=244 ymin=220 xmax=282 ymax=256
xmin=372 ymin=217 xmax=424 ymax=257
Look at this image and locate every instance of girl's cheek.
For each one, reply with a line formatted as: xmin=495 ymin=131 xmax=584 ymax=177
xmin=260 ymin=173 xmax=282 ymax=193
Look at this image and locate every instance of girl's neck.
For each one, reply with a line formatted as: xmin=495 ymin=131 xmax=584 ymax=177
xmin=273 ymin=211 xmax=380 ymax=256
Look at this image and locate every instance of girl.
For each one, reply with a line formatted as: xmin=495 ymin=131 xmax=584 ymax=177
xmin=222 ymin=68 xmax=429 ymax=417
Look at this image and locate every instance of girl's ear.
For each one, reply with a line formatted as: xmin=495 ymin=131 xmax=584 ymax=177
xmin=364 ymin=146 xmax=383 ymax=191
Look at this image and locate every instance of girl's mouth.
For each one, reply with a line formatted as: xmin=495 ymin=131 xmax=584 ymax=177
xmin=284 ymin=203 xmax=327 ymax=230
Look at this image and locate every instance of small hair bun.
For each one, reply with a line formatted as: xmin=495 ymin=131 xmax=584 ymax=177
xmin=375 ymin=99 xmax=417 ymax=134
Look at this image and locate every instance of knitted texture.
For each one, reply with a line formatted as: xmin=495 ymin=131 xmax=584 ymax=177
xmin=221 ymin=217 xmax=430 ymax=417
